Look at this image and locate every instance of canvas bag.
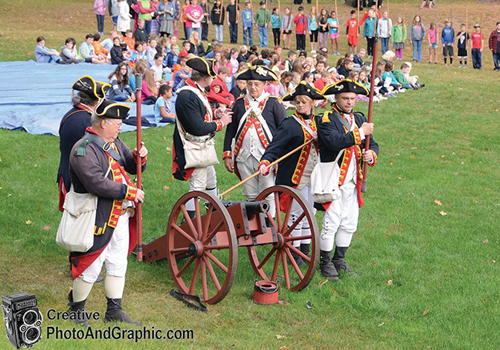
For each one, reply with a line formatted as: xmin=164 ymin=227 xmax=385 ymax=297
xmin=310 ymin=149 xmax=344 ymax=203
xmin=56 ymin=186 xmax=97 ymax=252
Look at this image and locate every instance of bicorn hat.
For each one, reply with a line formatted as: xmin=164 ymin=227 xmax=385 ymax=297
xmin=186 ymin=57 xmax=217 ymax=77
xmin=282 ymin=82 xmax=325 ymax=102
xmin=235 ymin=65 xmax=278 ymax=81
xmin=95 ymin=100 xmax=130 ymax=120
xmin=322 ymin=79 xmax=369 ymax=96
xmin=72 ymin=75 xmax=111 ymax=99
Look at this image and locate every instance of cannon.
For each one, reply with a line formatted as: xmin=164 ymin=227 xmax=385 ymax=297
xmin=142 ymin=186 xmax=319 ymax=304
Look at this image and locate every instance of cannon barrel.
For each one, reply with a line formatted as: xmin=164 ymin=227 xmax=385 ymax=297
xmin=221 ymin=200 xmax=269 ymax=215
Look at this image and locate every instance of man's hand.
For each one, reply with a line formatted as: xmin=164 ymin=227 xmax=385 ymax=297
xmin=220 ymin=110 xmax=233 ymax=126
xmin=224 ymin=157 xmax=234 ymax=172
xmin=259 ymin=163 xmax=270 ymax=176
xmin=133 ymin=142 xmax=148 ymax=158
xmin=360 ymin=122 xmax=374 ymax=136
xmin=135 ymin=189 xmax=145 ymax=203
xmin=362 ymin=149 xmax=374 ymax=164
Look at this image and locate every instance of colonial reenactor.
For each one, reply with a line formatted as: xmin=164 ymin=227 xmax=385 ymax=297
xmin=57 ymin=76 xmax=110 ymax=212
xmin=317 ymin=79 xmax=379 ymax=282
xmin=68 ymin=100 xmax=147 ymax=324
xmin=223 ymin=64 xmax=287 ymax=210
xmin=259 ymin=82 xmax=325 ymax=265
xmin=172 ymin=57 xmax=232 ymax=215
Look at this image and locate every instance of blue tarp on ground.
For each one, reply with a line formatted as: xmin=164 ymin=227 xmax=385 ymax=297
xmin=0 ymin=61 xmax=173 ymax=136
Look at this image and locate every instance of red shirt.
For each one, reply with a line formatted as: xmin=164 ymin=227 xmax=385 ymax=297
xmin=471 ymin=32 xmax=484 ymax=49
xmin=294 ymin=14 xmax=308 ymax=34
xmin=346 ymin=18 xmax=359 ymax=37
xmin=314 ymin=78 xmax=326 ymax=92
xmin=178 ymin=49 xmax=189 ymax=58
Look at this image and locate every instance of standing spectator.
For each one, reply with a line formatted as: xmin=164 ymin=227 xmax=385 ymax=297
xmin=377 ymin=11 xmax=392 ymax=55
xmin=441 ymin=19 xmax=455 ymax=66
xmin=200 ymin=0 xmax=210 ymax=41
xmin=158 ymin=0 xmax=175 ymax=37
xmin=271 ymin=8 xmax=281 ymax=46
xmin=346 ymin=10 xmax=359 ymax=54
xmin=308 ymin=6 xmax=318 ymax=53
xmin=173 ymin=0 xmax=181 ymax=37
xmin=363 ymin=9 xmax=376 ymax=58
xmin=137 ymin=0 xmax=156 ymax=37
xmin=211 ymin=0 xmax=225 ymax=43
xmin=110 ymin=0 xmax=119 ymax=32
xmin=185 ymin=0 xmax=203 ymax=39
xmin=488 ymin=21 xmax=500 ymax=71
xmin=419 ymin=0 xmax=435 ymax=10
xmin=294 ymin=6 xmax=307 ymax=51
xmin=281 ymin=7 xmax=293 ymax=50
xmin=150 ymin=0 xmax=161 ymax=36
xmin=94 ymin=0 xmax=107 ymax=36
xmin=470 ymin=24 xmax=484 ymax=70
xmin=392 ymin=16 xmax=407 ymax=61
xmin=180 ymin=0 xmax=189 ymax=39
xmin=255 ymin=1 xmax=271 ymax=48
xmin=456 ymin=24 xmax=470 ymax=68
xmin=242 ymin=1 xmax=254 ymax=46
xmin=34 ymin=36 xmax=62 ymax=63
xmin=410 ymin=15 xmax=426 ymax=62
xmin=226 ymin=0 xmax=240 ymax=44
xmin=117 ymin=0 xmax=131 ymax=35
xmin=318 ymin=8 xmax=329 ymax=51
xmin=328 ymin=10 xmax=340 ymax=55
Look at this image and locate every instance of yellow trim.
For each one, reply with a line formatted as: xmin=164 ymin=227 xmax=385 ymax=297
xmin=322 ymin=78 xmax=369 ymax=96
xmin=96 ymin=101 xmax=131 ymax=118
xmin=72 ymin=75 xmax=97 ymax=98
xmin=321 ymin=111 xmax=331 ymax=124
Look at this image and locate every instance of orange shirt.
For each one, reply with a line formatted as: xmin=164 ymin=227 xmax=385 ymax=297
xmin=92 ymin=41 xmax=109 ymax=56
xmin=124 ymin=36 xmax=135 ymax=51
xmin=181 ymin=5 xmax=187 ymax=23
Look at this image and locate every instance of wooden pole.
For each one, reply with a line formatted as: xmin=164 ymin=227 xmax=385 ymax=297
xmin=357 ymin=0 xmax=360 ymax=36
xmin=466 ymin=9 xmax=469 ymax=50
xmin=335 ymin=0 xmax=338 ymax=19
xmin=135 ymin=74 xmax=143 ymax=261
xmin=220 ymin=0 xmax=223 ymax=24
xmin=316 ymin=0 xmax=318 ymax=18
xmin=403 ymin=3 xmax=406 ymax=43
xmin=387 ymin=0 xmax=390 ymax=34
xmin=219 ymin=139 xmax=314 ymax=198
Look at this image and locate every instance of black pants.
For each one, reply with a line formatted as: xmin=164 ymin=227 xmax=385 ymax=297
xmin=273 ymin=28 xmax=281 ymax=46
xmin=296 ymin=34 xmax=306 ymax=51
xmin=202 ymin=23 xmax=209 ymax=41
xmin=366 ymin=37 xmax=375 ymax=56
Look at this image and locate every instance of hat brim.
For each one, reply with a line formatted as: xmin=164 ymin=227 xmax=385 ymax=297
xmin=282 ymin=82 xmax=325 ymax=101
xmin=322 ymin=79 xmax=369 ymax=96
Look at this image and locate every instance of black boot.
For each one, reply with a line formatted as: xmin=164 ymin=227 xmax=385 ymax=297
xmin=332 ymin=246 xmax=352 ymax=273
xmin=300 ymin=243 xmax=311 ymax=259
xmin=320 ymin=250 xmax=339 ymax=282
xmin=67 ymin=290 xmax=89 ymax=326
xmin=290 ymin=249 xmax=306 ymax=267
xmin=104 ymin=297 xmax=142 ymax=325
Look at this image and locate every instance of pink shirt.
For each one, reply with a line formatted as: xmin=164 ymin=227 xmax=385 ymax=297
xmin=264 ymin=83 xmax=280 ymax=96
xmin=185 ymin=5 xmax=203 ymax=28
xmin=428 ymin=28 xmax=438 ymax=44
xmin=94 ymin=0 xmax=107 ymax=15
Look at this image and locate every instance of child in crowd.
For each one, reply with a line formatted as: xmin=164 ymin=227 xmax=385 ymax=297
xmin=146 ymin=38 xmax=159 ymax=68
xmin=377 ymin=11 xmax=392 ymax=55
xmin=230 ymin=79 xmax=247 ymax=99
xmin=302 ymin=71 xmax=315 ymax=87
xmin=79 ymin=34 xmax=106 ymax=64
xmin=272 ymin=8 xmax=281 ymax=46
xmin=318 ymin=8 xmax=329 ymax=51
xmin=279 ymin=71 xmax=293 ymax=97
xmin=308 ymin=6 xmax=319 ymax=53
xmin=392 ymin=16 xmax=407 ymax=61
xmin=155 ymin=84 xmax=175 ymax=123
xmin=337 ymin=58 xmax=353 ymax=79
xmin=129 ymin=42 xmax=147 ymax=68
xmin=230 ymin=49 xmax=240 ymax=75
xmin=328 ymin=11 xmax=340 ymax=55
xmin=108 ymin=62 xmax=136 ymax=102
xmin=135 ymin=19 xmax=149 ymax=43
xmin=393 ymin=62 xmax=414 ymax=90
xmin=178 ymin=40 xmax=191 ymax=58
xmin=313 ymin=70 xmax=332 ymax=92
xmin=353 ymin=48 xmax=365 ymax=70
xmin=211 ymin=0 xmax=225 ymax=43
xmin=226 ymin=0 xmax=239 ymax=44
xmin=441 ymin=19 xmax=455 ymax=66
xmin=382 ymin=61 xmax=403 ymax=92
xmin=208 ymin=67 xmax=235 ymax=107
xmin=410 ymin=15 xmax=426 ymax=62
xmin=242 ymin=1 xmax=254 ymax=46
xmin=284 ymin=50 xmax=296 ymax=71
xmin=294 ymin=6 xmax=307 ymax=51
xmin=289 ymin=71 xmax=301 ymax=90
xmin=470 ymin=24 xmax=484 ymax=69
xmin=142 ymin=69 xmax=159 ymax=104
xmin=151 ymin=53 xmax=167 ymax=86
xmin=363 ymin=9 xmax=376 ymax=58
xmin=238 ymin=45 xmax=251 ymax=62
xmin=110 ymin=36 xmax=127 ymax=64
xmin=166 ymin=44 xmax=180 ymax=68
xmin=456 ymin=24 xmax=470 ymax=68
xmin=173 ymin=57 xmax=190 ymax=92
xmin=92 ymin=34 xmax=109 ymax=61
xmin=124 ymin=30 xmax=135 ymax=50
xmin=128 ymin=61 xmax=147 ymax=91
xmin=427 ymin=22 xmax=438 ymax=64
xmin=346 ymin=10 xmax=359 ymax=54
xmin=281 ymin=7 xmax=293 ymax=50
xmin=200 ymin=0 xmax=209 ymax=41
xmin=60 ymin=37 xmax=83 ymax=64
xmin=401 ymin=62 xmax=424 ymax=89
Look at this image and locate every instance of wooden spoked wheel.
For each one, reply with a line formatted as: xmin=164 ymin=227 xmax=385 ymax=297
xmin=166 ymin=191 xmax=238 ymax=304
xmin=247 ymin=185 xmax=319 ymax=291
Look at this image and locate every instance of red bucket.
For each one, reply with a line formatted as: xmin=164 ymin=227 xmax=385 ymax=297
xmin=253 ymin=280 xmax=279 ymax=304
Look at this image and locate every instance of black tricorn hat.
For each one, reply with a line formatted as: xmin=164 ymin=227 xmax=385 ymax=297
xmin=95 ymin=100 xmax=130 ymax=120
xmin=72 ymin=75 xmax=111 ymax=99
xmin=186 ymin=57 xmax=217 ymax=77
xmin=322 ymin=79 xmax=369 ymax=96
xmin=235 ymin=65 xmax=278 ymax=81
xmin=282 ymin=81 xmax=325 ymax=101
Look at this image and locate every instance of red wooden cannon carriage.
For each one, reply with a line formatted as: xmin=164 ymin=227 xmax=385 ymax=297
xmin=142 ymin=186 xmax=319 ymax=304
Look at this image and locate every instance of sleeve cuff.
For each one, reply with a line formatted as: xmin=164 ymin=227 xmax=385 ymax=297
xmin=259 ymin=160 xmax=271 ymax=175
xmin=353 ymin=128 xmax=362 ymax=145
xmin=125 ymin=185 xmax=138 ymax=201
xmin=215 ymin=120 xmax=224 ymax=132
xmin=358 ymin=127 xmax=366 ymax=141
xmin=368 ymin=150 xmax=377 ymax=167
xmin=223 ymin=151 xmax=232 ymax=159
xmin=133 ymin=151 xmax=147 ymax=166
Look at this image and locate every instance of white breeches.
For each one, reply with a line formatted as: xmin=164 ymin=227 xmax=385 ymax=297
xmin=288 ymin=185 xmax=315 ymax=247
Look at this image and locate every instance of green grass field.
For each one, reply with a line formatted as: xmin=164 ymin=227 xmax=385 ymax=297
xmin=1 ymin=0 xmax=500 ymax=349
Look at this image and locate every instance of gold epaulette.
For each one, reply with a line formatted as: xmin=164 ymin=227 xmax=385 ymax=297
xmin=321 ymin=111 xmax=332 ymax=124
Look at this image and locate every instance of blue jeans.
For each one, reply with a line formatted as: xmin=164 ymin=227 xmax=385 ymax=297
xmin=229 ymin=23 xmax=238 ymax=44
xmin=243 ymin=27 xmax=253 ymax=46
xmin=145 ymin=20 xmax=152 ymax=37
xmin=381 ymin=37 xmax=390 ymax=54
xmin=96 ymin=15 xmax=105 ymax=34
xmin=493 ymin=52 xmax=500 ymax=70
xmin=412 ymin=39 xmax=423 ymax=62
xmin=112 ymin=93 xmax=130 ymax=102
xmin=258 ymin=25 xmax=268 ymax=47
xmin=187 ymin=27 xmax=201 ymax=39
xmin=215 ymin=25 xmax=223 ymax=42
xmin=471 ymin=49 xmax=482 ymax=69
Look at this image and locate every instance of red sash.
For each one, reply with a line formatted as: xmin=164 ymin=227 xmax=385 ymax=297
xmin=233 ymin=96 xmax=269 ymax=157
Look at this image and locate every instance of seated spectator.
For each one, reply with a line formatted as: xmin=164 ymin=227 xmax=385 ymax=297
xmin=134 ymin=19 xmax=149 ymax=43
xmin=129 ymin=42 xmax=147 ymax=68
xmin=230 ymin=79 xmax=247 ymax=99
xmin=146 ymin=38 xmax=159 ymax=67
xmin=142 ymin=69 xmax=159 ymax=104
xmin=289 ymin=71 xmax=301 ymax=90
xmin=79 ymin=34 xmax=106 ymax=64
xmin=35 ymin=36 xmax=62 ymax=63
xmin=108 ymin=62 xmax=136 ymax=102
xmin=208 ymin=67 xmax=235 ymax=107
xmin=129 ymin=60 xmax=147 ymax=91
xmin=154 ymin=84 xmax=176 ymax=124
xmin=353 ymin=48 xmax=366 ymax=70
xmin=302 ymin=71 xmax=315 ymax=87
xmin=173 ymin=57 xmax=191 ymax=92
xmin=382 ymin=61 xmax=403 ymax=91
xmin=178 ymin=41 xmax=191 ymax=59
xmin=60 ymin=37 xmax=83 ymax=64
xmin=229 ymin=49 xmax=240 ymax=75
xmin=110 ymin=37 xmax=127 ymax=64
xmin=188 ymin=31 xmax=205 ymax=57
xmin=151 ymin=53 xmax=167 ymax=86
xmin=337 ymin=58 xmax=353 ymax=79
xmin=312 ymin=60 xmax=327 ymax=80
xmin=313 ymin=71 xmax=333 ymax=92
xmin=283 ymin=50 xmax=297 ymax=72
xmin=237 ymin=45 xmax=251 ymax=62
xmin=279 ymin=71 xmax=293 ymax=98
xmin=205 ymin=42 xmax=222 ymax=59
xmin=101 ymin=31 xmax=118 ymax=51
xmin=393 ymin=63 xmax=413 ymax=90
xmin=123 ymin=30 xmax=135 ymax=50
xmin=92 ymin=33 xmax=110 ymax=60
xmin=165 ymin=44 xmax=180 ymax=69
